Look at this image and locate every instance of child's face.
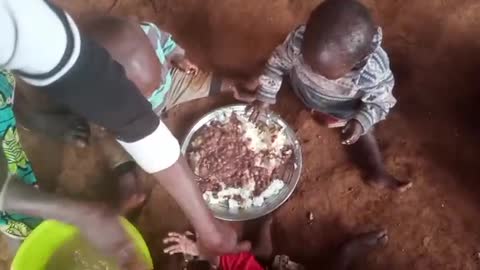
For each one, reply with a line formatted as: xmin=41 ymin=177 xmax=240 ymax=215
xmin=302 ymin=45 xmax=356 ymax=80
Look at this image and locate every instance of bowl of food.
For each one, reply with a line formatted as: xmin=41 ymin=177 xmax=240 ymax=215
xmin=182 ymin=104 xmax=302 ymax=221
xmin=11 ymin=219 xmax=153 ymax=270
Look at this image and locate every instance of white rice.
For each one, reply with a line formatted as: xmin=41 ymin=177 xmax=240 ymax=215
xmin=201 ymin=112 xmax=289 ymax=209
xmin=203 ymin=179 xmax=285 ymax=209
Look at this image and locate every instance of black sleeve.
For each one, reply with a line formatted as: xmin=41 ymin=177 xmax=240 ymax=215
xmin=36 ymin=35 xmax=160 ymax=143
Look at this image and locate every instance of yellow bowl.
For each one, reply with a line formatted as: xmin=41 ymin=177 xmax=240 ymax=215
xmin=11 ymin=219 xmax=153 ymax=270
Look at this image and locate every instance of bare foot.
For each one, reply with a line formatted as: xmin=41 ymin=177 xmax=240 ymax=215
xmin=335 ymin=230 xmax=388 ymax=270
xmin=368 ymin=171 xmax=412 ymax=192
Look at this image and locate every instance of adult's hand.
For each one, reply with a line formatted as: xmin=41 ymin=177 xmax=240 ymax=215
xmin=2 ymin=179 xmax=147 ymax=270
xmin=152 ymin=156 xmax=250 ymax=256
xmin=76 ymin=204 xmax=148 ymax=270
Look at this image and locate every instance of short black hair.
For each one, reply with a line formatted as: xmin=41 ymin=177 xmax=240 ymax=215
xmin=302 ymin=0 xmax=376 ymax=64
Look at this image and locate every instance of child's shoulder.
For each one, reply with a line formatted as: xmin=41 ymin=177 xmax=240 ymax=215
xmin=358 ymin=27 xmax=393 ymax=84
xmin=281 ymin=25 xmax=305 ymax=55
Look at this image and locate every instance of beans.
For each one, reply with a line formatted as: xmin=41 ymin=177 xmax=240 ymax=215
xmin=187 ymin=114 xmax=293 ymax=205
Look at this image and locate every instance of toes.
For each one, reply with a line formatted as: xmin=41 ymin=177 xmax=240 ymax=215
xmin=396 ymin=181 xmax=413 ymax=193
xmin=368 ymin=173 xmax=412 ymax=192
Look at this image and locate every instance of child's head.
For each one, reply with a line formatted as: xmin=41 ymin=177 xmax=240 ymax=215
xmin=302 ymin=0 xmax=376 ymax=79
xmin=81 ymin=16 xmax=161 ymax=97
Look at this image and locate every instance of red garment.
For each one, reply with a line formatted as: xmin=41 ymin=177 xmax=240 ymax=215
xmin=219 ymin=252 xmax=264 ymax=270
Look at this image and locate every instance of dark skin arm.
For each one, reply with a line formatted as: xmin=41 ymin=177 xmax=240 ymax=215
xmin=2 ymin=178 xmax=146 ymax=270
xmin=341 ymin=119 xmax=363 ymax=145
xmin=152 ymin=156 xmax=251 ymax=254
xmin=167 ymin=47 xmax=199 ymax=75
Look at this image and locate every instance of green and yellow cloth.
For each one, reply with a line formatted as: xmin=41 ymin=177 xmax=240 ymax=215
xmin=0 ymin=70 xmax=41 ymax=239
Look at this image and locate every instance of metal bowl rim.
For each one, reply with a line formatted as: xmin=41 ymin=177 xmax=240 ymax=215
xmin=181 ymin=104 xmax=302 ymax=221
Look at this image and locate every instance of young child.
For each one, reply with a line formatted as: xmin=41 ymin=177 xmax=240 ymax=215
xmin=14 ymin=15 xmax=256 ymax=212
xmin=163 ymin=218 xmax=389 ymax=270
xmin=248 ymin=0 xmax=411 ymax=191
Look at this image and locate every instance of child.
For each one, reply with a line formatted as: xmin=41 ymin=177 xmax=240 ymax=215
xmin=163 ymin=218 xmax=389 ymax=270
xmin=248 ymin=0 xmax=411 ymax=191
xmin=14 ymin=15 xmax=256 ymax=212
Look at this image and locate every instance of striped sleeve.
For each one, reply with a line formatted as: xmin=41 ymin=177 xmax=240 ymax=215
xmin=256 ymin=27 xmax=302 ymax=104
xmin=355 ymin=45 xmax=397 ymax=132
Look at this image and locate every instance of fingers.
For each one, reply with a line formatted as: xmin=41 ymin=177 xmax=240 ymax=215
xmin=168 ymin=232 xmax=185 ymax=239
xmin=163 ymin=244 xmax=184 ymax=255
xmin=233 ymin=89 xmax=256 ymax=103
xmin=248 ymin=109 xmax=259 ymax=122
xmin=341 ymin=122 xmax=359 ymax=145
xmin=186 ymin=66 xmax=198 ymax=75
xmin=163 ymin=237 xmax=182 ymax=244
xmin=162 ymin=232 xmax=189 ymax=244
xmin=342 ymin=130 xmax=361 ymax=145
xmin=69 ymin=120 xmax=90 ymax=148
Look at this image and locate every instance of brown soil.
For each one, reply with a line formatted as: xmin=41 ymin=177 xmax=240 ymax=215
xmin=2 ymin=0 xmax=480 ymax=269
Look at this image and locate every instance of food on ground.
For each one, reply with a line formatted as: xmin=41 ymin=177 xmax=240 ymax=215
xmin=187 ymin=112 xmax=293 ymax=209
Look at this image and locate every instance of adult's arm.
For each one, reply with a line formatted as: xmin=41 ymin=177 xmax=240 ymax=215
xmin=0 ymin=150 xmax=146 ymax=269
xmin=0 ymin=0 xmax=247 ymax=255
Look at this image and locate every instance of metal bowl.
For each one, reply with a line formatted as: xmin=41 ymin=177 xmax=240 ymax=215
xmin=181 ymin=104 xmax=303 ymax=221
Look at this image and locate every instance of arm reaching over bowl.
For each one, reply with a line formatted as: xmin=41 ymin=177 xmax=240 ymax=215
xmin=0 ymin=0 xmax=248 ymax=264
xmin=0 ymin=150 xmax=147 ymax=270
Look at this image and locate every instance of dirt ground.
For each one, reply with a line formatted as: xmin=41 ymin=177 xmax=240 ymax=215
xmin=2 ymin=0 xmax=480 ymax=269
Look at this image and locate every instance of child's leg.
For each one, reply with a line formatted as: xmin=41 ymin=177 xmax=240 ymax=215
xmin=252 ymin=216 xmax=274 ymax=262
xmin=161 ymin=70 xmax=256 ymax=113
xmin=331 ymin=230 xmax=388 ymax=270
xmin=347 ymin=131 xmax=412 ymax=192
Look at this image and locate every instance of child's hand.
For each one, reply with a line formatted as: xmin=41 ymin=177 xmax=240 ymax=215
xmin=223 ymin=79 xmax=256 ymax=103
xmin=163 ymin=231 xmax=200 ymax=257
xmin=172 ymin=56 xmax=199 ymax=75
xmin=246 ymin=100 xmax=270 ymax=122
xmin=341 ymin=120 xmax=364 ymax=145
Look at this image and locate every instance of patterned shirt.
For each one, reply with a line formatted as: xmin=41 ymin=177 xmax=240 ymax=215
xmin=140 ymin=22 xmax=183 ymax=110
xmin=257 ymin=26 xmax=396 ymax=132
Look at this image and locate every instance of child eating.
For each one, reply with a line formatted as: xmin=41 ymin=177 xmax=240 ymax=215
xmin=15 ymin=15 xmax=256 ymax=212
xmin=248 ymin=0 xmax=411 ymax=191
xmin=163 ymin=217 xmax=388 ymax=270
